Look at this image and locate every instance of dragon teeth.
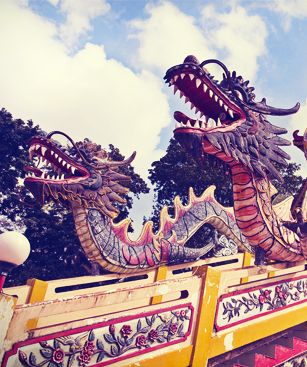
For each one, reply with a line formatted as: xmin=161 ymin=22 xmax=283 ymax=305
xmin=229 ymin=109 xmax=234 ymax=118
xmin=174 ymin=75 xmax=179 ymax=82
xmin=224 ymin=105 xmax=228 ymax=112
xmin=214 ymin=95 xmax=218 ymax=102
xmin=71 ymin=166 xmax=76 ymax=174
xmin=173 ymin=85 xmax=178 ymax=95
xmin=195 ymin=78 xmax=201 ymax=88
xmin=180 ymin=73 xmax=185 ymax=79
xmin=179 ymin=91 xmax=184 ymax=98
xmin=189 ymin=74 xmax=194 ymax=81
xmin=219 ymin=99 xmax=223 ymax=107
xmin=41 ymin=147 xmax=47 ymax=156
xmin=207 ymin=118 xmax=216 ymax=128
xmin=203 ymin=84 xmax=208 ymax=93
xmin=209 ymin=90 xmax=213 ymax=98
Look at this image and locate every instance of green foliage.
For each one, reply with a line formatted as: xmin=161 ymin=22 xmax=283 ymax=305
xmin=149 ymin=138 xmax=233 ymax=220
xmin=0 ymin=109 xmax=149 ymax=286
xmin=108 ymin=144 xmax=149 ymax=225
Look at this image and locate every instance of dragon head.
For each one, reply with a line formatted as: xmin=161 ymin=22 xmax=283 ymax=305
xmin=24 ymin=131 xmax=135 ymax=219
xmin=164 ymin=55 xmax=300 ymax=181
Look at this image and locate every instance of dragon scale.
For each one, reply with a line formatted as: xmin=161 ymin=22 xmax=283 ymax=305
xmin=165 ymin=55 xmax=306 ymax=264
xmin=203 ymin=141 xmax=301 ymax=261
xmin=24 ymin=134 xmax=249 ymax=273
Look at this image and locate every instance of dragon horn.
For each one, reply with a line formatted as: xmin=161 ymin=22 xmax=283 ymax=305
xmin=95 ymin=151 xmax=136 ymax=167
xmin=243 ymin=98 xmax=300 ymax=116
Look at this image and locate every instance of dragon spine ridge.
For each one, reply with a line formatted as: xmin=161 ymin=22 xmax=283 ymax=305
xmin=24 ymin=134 xmax=247 ymax=273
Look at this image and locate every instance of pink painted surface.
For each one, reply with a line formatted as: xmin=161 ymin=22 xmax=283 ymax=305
xmin=2 ymin=303 xmax=194 ymax=367
xmin=214 ymin=275 xmax=307 ymax=331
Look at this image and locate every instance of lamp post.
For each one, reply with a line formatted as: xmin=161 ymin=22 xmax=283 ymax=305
xmin=0 ymin=231 xmax=30 ymax=292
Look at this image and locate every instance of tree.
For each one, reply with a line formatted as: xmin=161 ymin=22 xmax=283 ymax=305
xmin=148 ymin=138 xmax=303 ymax=247
xmin=0 ymin=109 xmax=149 ymax=286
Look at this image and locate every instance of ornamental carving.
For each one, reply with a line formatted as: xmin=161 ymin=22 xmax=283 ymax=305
xmin=4 ymin=305 xmax=193 ymax=367
xmin=215 ymin=277 xmax=307 ymax=330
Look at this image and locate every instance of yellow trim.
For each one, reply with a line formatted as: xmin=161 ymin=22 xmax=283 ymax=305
xmin=122 ymin=345 xmax=192 ymax=367
xmin=151 ymin=266 xmax=168 ymax=304
xmin=191 ymin=266 xmax=221 ymax=367
xmin=26 ymin=278 xmax=48 ymax=329
xmin=241 ymin=252 xmax=253 ymax=283
xmin=209 ymin=304 xmax=307 ymax=358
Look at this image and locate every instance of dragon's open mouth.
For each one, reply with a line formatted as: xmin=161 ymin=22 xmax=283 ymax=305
xmin=164 ymin=60 xmax=246 ymax=134
xmin=24 ymin=137 xmax=89 ymax=184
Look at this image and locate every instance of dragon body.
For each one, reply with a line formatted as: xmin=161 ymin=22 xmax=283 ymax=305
xmin=165 ymin=55 xmax=306 ymax=264
xmin=24 ymin=133 xmax=248 ymax=273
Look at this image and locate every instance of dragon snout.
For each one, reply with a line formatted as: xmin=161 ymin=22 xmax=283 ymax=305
xmin=183 ymin=55 xmax=199 ymax=64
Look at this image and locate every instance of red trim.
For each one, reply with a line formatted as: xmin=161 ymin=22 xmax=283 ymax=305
xmin=2 ymin=303 xmax=194 ymax=367
xmin=214 ymin=275 xmax=307 ymax=331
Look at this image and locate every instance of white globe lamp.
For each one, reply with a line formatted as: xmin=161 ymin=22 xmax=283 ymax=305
xmin=0 ymin=231 xmax=31 ymax=291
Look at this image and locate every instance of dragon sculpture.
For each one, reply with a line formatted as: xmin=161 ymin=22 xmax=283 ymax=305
xmin=164 ymin=55 xmax=306 ymax=264
xmin=24 ymin=132 xmax=249 ymax=273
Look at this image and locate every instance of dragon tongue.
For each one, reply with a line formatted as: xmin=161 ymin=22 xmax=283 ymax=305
xmin=174 ymin=111 xmax=196 ymax=125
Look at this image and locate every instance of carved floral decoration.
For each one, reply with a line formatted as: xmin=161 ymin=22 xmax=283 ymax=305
xmin=215 ymin=277 xmax=307 ymax=330
xmin=17 ymin=306 xmax=192 ymax=367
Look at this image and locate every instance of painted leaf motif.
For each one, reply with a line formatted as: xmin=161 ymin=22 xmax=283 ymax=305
xmin=137 ymin=319 xmax=142 ymax=332
xmin=126 ymin=337 xmax=133 ymax=346
xmin=88 ymin=330 xmax=95 ymax=341
xmin=39 ymin=341 xmax=49 ymax=348
xmin=97 ymin=352 xmax=105 ymax=363
xmin=110 ymin=344 xmax=119 ymax=356
xmin=53 ymin=339 xmax=60 ymax=349
xmin=40 ymin=348 xmax=53 ymax=359
xmin=96 ymin=339 xmax=104 ymax=350
xmin=104 ymin=333 xmax=115 ymax=343
xmin=29 ymin=352 xmax=37 ymax=366
xmin=146 ymin=316 xmax=152 ymax=326
xmin=117 ymin=336 xmax=126 ymax=346
xmin=18 ymin=350 xmax=27 ymax=364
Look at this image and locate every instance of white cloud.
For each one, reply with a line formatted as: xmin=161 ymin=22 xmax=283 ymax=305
xmin=129 ymin=1 xmax=216 ymax=73
xmin=201 ymin=5 xmax=268 ymax=81
xmin=129 ymin=2 xmax=267 ymax=83
xmin=49 ymin=0 xmax=111 ymax=48
xmin=0 ymin=0 xmax=169 ymax=182
xmin=257 ymin=0 xmax=307 ymax=31
xmin=269 ymin=0 xmax=307 ymax=18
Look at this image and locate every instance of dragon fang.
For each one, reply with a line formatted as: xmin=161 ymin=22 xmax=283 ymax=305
xmin=165 ymin=55 xmax=306 ymax=264
xmin=24 ymin=131 xmax=249 ymax=273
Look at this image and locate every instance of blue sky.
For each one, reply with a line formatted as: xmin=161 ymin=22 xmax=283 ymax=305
xmin=0 ymin=0 xmax=306 ymax=232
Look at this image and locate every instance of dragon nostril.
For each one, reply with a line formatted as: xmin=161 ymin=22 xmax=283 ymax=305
xmin=183 ymin=55 xmax=199 ymax=64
